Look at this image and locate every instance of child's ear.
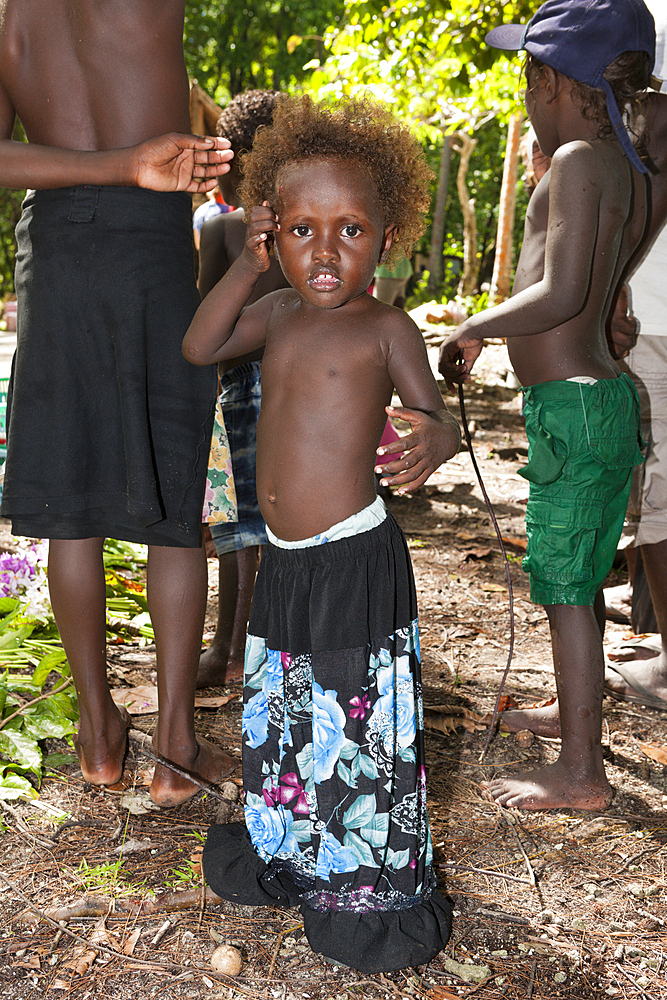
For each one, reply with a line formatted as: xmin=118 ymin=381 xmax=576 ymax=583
xmin=379 ymin=224 xmax=397 ymax=263
xmin=543 ymin=65 xmax=560 ymax=104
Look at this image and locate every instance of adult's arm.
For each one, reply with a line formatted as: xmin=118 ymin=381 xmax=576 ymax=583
xmin=0 ymin=85 xmax=232 ymax=193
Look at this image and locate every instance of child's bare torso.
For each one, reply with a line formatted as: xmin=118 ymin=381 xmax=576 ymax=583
xmin=256 ymin=293 xmax=413 ymax=541
xmin=510 ymin=140 xmax=647 ymax=386
xmin=0 ymin=0 xmax=191 ymax=146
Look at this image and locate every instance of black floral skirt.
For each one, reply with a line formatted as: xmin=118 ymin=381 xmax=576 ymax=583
xmin=203 ymin=513 xmax=451 ymax=972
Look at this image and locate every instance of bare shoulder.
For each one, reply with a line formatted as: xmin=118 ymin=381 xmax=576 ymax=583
xmin=370 ymin=298 xmax=425 ymax=353
xmin=551 ymin=139 xmax=609 ymax=177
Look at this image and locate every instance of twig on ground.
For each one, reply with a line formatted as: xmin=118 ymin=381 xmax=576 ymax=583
xmin=614 ymin=960 xmax=654 ymax=1000
xmin=440 ymin=862 xmax=535 ymax=886
xmin=267 ymin=922 xmax=303 ymax=980
xmin=197 ymin=859 xmax=206 ymax=932
xmin=496 ymin=805 xmax=537 ymax=887
xmin=150 ymin=919 xmax=172 ymax=946
xmin=52 ymin=819 xmax=106 ymax=841
xmin=526 ymin=957 xmax=537 ymax=1000
xmin=38 ymin=885 xmax=224 ymax=923
xmin=0 ymin=870 xmax=177 ymax=972
xmin=474 ymin=908 xmax=530 ymax=925
xmin=0 ymin=677 xmax=72 ymax=732
xmin=128 ymin=728 xmax=240 ymax=805
xmin=0 ymin=799 xmax=56 ymax=849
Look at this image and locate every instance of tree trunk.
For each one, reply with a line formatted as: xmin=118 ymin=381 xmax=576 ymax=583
xmin=453 ymin=132 xmax=478 ymax=297
xmin=427 ymin=133 xmax=452 ymax=292
xmin=490 ymin=112 xmax=524 ymax=305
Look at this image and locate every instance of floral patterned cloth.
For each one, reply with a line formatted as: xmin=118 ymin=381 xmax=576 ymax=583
xmin=203 ymin=394 xmax=237 ymax=525
xmin=203 ymin=508 xmax=451 ymax=972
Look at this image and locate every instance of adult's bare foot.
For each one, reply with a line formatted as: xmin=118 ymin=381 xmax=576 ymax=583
xmin=75 ymin=704 xmax=132 ymax=787
xmin=482 ymin=762 xmax=612 ymax=811
xmin=606 ymin=634 xmax=662 ymax=663
xmin=196 ymin=645 xmax=245 ymax=689
xmin=500 ymin=701 xmax=561 ymax=738
xmin=604 ymin=653 xmax=667 ymax=710
xmin=149 ymin=734 xmax=238 ymax=807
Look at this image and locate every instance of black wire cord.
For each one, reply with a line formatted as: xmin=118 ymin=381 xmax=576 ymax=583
xmin=457 ymin=378 xmax=515 ymax=759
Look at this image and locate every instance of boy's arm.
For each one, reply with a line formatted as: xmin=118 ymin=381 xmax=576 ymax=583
xmin=198 ymin=217 xmax=231 ymax=297
xmin=0 ymin=82 xmax=232 ymax=193
xmin=183 ymin=203 xmax=278 ymax=365
xmin=439 ymin=141 xmax=603 ymax=387
xmin=379 ymin=313 xmax=461 ymax=493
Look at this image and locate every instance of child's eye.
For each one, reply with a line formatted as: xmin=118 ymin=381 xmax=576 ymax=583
xmin=293 ymin=225 xmax=312 ymax=237
xmin=342 ymin=225 xmax=362 ymax=237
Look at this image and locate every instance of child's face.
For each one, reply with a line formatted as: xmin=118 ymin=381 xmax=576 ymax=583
xmin=273 ymin=157 xmax=395 ymax=310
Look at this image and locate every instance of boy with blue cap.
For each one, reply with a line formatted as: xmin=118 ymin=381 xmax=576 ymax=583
xmin=440 ymin=0 xmax=655 ymax=811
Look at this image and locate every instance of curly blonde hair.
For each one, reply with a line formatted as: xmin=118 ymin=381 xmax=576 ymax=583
xmin=238 ymin=93 xmax=433 ymax=265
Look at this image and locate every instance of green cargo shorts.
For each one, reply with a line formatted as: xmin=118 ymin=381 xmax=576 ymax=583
xmin=520 ymin=374 xmax=644 ymax=606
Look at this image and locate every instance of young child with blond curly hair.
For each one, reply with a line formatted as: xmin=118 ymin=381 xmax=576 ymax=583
xmin=184 ymin=93 xmax=459 ymax=972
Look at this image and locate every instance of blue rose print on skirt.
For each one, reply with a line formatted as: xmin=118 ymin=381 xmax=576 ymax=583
xmin=241 ymin=618 xmax=434 ymax=916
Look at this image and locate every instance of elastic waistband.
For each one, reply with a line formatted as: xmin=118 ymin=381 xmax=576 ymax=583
xmin=266 ymin=495 xmax=387 ymax=548
xmin=264 ymin=506 xmax=403 ymax=572
xmin=219 ymin=361 xmax=262 ymax=388
xmin=522 ymin=372 xmax=635 ymax=402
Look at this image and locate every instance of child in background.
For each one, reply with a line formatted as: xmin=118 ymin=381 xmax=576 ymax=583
xmin=440 ymin=0 xmax=654 ymax=811
xmin=184 ymin=94 xmax=460 ymax=972
xmin=197 ymin=90 xmax=289 ymax=689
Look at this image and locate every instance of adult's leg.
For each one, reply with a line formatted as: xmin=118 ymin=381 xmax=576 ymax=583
xmin=605 ymin=538 xmax=667 ymax=707
xmin=197 ymin=545 xmax=260 ymax=688
xmin=48 ymin=537 xmax=130 ymax=786
xmin=147 ymin=543 xmax=237 ymax=807
xmin=485 ymin=603 xmax=612 ymax=811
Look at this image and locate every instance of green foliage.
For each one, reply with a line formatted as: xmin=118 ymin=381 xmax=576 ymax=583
xmin=183 ymin=0 xmax=345 ymax=103
xmin=309 ymin=0 xmax=537 ymax=131
xmin=0 ymin=539 xmax=153 ymax=801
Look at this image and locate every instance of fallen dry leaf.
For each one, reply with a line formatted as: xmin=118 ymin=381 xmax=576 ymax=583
xmin=501 ymin=535 xmax=528 ymax=551
xmin=193 ymin=693 xmax=239 ymax=709
xmin=14 ymin=954 xmax=40 ymax=970
xmin=111 ymin=686 xmax=237 ymax=715
xmin=461 ymin=547 xmax=494 ymax=562
xmin=424 ymin=704 xmax=486 ymax=735
xmin=123 ymin=928 xmax=142 ymax=956
xmin=111 ymin=685 xmax=158 ymax=715
xmin=637 ymin=741 xmax=667 ymax=765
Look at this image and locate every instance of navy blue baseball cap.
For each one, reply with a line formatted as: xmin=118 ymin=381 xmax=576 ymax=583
xmin=486 ymin=0 xmax=656 ymax=173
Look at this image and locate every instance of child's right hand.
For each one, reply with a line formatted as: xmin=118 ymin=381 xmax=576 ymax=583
xmin=243 ymin=202 xmax=280 ymax=274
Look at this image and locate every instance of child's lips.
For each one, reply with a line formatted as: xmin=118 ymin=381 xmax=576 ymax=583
xmin=307 ymin=268 xmax=342 ymax=291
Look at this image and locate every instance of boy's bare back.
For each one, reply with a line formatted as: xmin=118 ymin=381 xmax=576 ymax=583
xmin=508 ymin=138 xmax=647 ymax=386
xmin=0 ymin=0 xmax=191 ymax=145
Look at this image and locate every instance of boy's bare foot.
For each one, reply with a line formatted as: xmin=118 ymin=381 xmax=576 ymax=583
xmin=482 ymin=762 xmax=613 ymax=812
xmin=75 ymin=704 xmax=132 ymax=787
xmin=500 ymin=701 xmax=561 ymax=738
xmin=149 ymin=734 xmax=238 ymax=807
xmin=196 ymin=645 xmax=245 ymax=688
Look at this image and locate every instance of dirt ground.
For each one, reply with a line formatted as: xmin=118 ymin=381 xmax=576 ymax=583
xmin=1 ymin=344 xmax=666 ymax=1000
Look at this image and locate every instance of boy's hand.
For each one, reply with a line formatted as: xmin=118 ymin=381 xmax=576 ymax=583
xmin=438 ymin=322 xmax=484 ymax=393
xmin=242 ymin=203 xmax=280 ymax=274
xmin=374 ymin=405 xmax=460 ymax=494
xmin=131 ymin=134 xmax=233 ymax=193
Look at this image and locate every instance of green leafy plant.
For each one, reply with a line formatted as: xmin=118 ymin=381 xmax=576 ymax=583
xmin=0 ymin=538 xmax=154 ymax=800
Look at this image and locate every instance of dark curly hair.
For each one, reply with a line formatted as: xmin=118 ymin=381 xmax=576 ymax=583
xmin=238 ymin=93 xmax=433 ymax=265
xmin=215 ymin=90 xmax=284 ymax=156
xmin=525 ymin=51 xmax=651 ymax=155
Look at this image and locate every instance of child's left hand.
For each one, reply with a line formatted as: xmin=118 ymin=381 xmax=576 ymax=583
xmin=374 ymin=405 xmax=460 ymax=494
xmin=438 ymin=322 xmax=484 ymax=393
